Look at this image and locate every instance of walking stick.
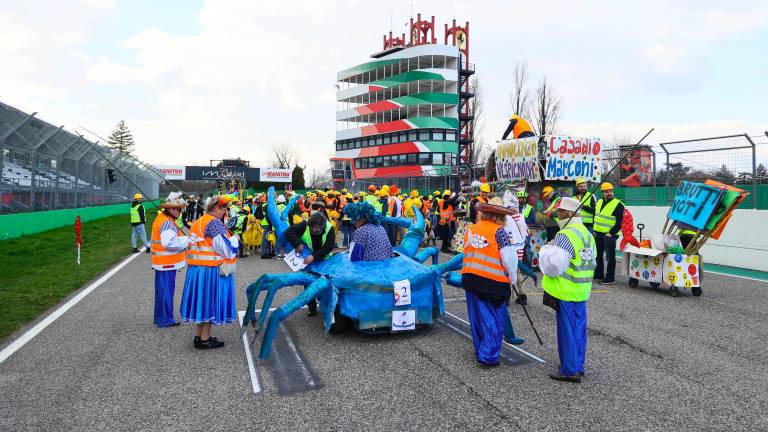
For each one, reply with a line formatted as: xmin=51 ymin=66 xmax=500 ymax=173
xmin=510 ymin=283 xmax=544 ymax=345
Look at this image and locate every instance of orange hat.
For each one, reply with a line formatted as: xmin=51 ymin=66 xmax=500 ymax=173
xmin=368 ymin=184 xmax=377 ymax=192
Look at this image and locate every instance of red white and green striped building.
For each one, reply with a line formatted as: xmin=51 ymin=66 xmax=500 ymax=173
xmin=331 ymin=16 xmax=474 ymax=183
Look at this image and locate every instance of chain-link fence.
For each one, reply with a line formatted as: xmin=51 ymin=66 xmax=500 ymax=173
xmin=335 ymin=132 xmax=767 ymax=209
xmin=1 ymin=101 xmax=161 ymax=214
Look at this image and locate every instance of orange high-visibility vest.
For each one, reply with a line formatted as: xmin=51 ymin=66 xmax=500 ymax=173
xmin=461 ymin=220 xmax=510 ymax=283
xmin=151 ymin=213 xmax=186 ymax=270
xmin=438 ymin=200 xmax=454 ymax=225
xmin=187 ymin=213 xmax=226 ymax=267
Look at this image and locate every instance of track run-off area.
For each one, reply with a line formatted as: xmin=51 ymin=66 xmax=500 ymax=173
xmin=1 ymin=250 xmax=767 ymax=431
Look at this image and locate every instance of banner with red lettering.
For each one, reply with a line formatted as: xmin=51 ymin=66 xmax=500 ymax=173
xmin=544 ymin=135 xmax=603 ymax=182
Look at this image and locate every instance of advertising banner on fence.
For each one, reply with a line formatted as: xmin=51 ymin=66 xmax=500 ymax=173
xmin=259 ymin=168 xmax=291 ymax=183
xmin=495 ymin=137 xmax=540 ymax=182
xmin=544 ymin=136 xmax=603 ymax=182
xmin=185 ymin=166 xmax=261 ymax=181
xmin=155 ymin=165 xmax=186 ymax=180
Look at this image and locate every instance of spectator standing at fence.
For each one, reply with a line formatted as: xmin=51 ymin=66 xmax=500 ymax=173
xmin=130 ymin=193 xmax=151 ymax=253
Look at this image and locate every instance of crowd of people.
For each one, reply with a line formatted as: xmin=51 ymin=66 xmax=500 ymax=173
xmin=132 ymin=175 xmax=624 ymax=383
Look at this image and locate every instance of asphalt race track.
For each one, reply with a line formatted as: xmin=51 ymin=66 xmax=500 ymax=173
xmin=1 ymin=251 xmax=767 ymax=431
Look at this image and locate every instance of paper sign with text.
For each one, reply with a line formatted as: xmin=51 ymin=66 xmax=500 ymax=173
xmin=393 ymin=279 xmax=411 ymax=306
xmin=544 ymin=135 xmax=602 ymax=182
xmin=283 ymin=249 xmax=307 ymax=272
xmin=667 ymin=181 xmax=724 ymax=230
xmin=495 ymin=137 xmax=541 ymax=182
xmin=391 ymin=310 xmax=416 ymax=331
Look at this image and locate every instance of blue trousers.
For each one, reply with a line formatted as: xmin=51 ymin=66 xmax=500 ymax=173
xmin=556 ymin=300 xmax=587 ymax=376
xmin=465 ymin=290 xmax=505 ymax=365
xmin=154 ymin=270 xmax=178 ymax=327
xmin=261 ymin=226 xmax=273 ymax=257
xmin=341 ymin=222 xmax=354 ymax=247
xmin=131 ymin=224 xmax=149 ymax=249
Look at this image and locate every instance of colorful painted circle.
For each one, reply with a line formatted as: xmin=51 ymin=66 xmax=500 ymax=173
xmin=642 ymin=270 xmax=650 ymax=279
xmin=688 ymin=264 xmax=697 ymax=276
xmin=674 ymin=254 xmax=683 ymax=263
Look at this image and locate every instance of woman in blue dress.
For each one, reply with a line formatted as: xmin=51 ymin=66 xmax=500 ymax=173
xmin=181 ymin=195 xmax=239 ymax=350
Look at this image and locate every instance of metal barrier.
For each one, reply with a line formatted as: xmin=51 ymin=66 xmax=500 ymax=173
xmin=0 ymin=101 xmax=161 ymax=214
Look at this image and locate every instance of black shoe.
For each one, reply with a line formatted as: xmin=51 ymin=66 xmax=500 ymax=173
xmin=307 ymin=306 xmax=317 ymax=317
xmin=167 ymin=322 xmax=181 ymax=327
xmin=196 ymin=338 xmax=225 ymax=350
xmin=549 ymin=372 xmax=582 ymax=383
xmin=599 ymin=279 xmax=616 ymax=285
xmin=515 ymin=294 xmax=528 ymax=306
xmin=194 ymin=336 xmax=201 ymax=348
xmin=593 ymin=275 xmax=604 ymax=280
xmin=133 ymin=247 xmax=139 ymax=253
xmin=145 ymin=247 xmax=151 ymax=254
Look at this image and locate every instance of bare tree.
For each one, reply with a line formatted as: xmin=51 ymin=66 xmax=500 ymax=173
xmin=531 ymin=76 xmax=561 ymax=135
xmin=306 ymin=168 xmax=332 ymax=189
xmin=510 ymin=62 xmax=530 ymax=117
xmin=466 ymin=76 xmax=488 ymax=166
xmin=271 ymin=142 xmax=295 ymax=169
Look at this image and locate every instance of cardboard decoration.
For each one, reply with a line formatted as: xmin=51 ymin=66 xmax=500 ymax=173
xmin=622 ymin=245 xmax=665 ymax=284
xmin=667 ymin=181 xmax=724 ymax=230
xmin=528 ymin=227 xmax=548 ymax=268
xmin=495 ymin=137 xmax=541 ymax=182
xmin=451 ymin=220 xmax=470 ymax=253
xmin=663 ymin=254 xmax=701 ymax=288
xmin=544 ymin=135 xmax=602 ymax=182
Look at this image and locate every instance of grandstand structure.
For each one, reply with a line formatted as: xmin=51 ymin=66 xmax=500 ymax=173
xmin=0 ymin=101 xmax=161 ymax=213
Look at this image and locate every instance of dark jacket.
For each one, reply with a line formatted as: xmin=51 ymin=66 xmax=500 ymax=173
xmin=468 ymin=196 xmax=488 ymax=224
xmin=575 ymin=192 xmax=596 ymax=225
xmin=284 ymin=221 xmax=335 ymax=260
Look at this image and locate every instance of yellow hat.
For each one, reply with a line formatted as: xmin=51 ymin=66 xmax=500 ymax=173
xmin=480 ymin=183 xmax=491 ymax=193
xmin=359 ymin=191 xmax=367 ymax=197
xmin=601 ymin=182 xmax=614 ymax=191
xmin=442 ymin=189 xmax=451 ymax=196
xmin=575 ymin=178 xmax=587 ymax=186
xmin=346 ymin=193 xmax=353 ymax=199
xmin=542 ymin=186 xmax=554 ymax=198
xmin=342 ymin=188 xmax=348 ymax=193
xmin=433 ymin=190 xmax=440 ymax=196
xmin=133 ymin=193 xmax=143 ymax=200
xmin=410 ymin=189 xmax=419 ymax=198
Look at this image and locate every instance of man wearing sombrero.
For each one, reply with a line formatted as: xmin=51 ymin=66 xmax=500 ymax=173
xmin=461 ymin=197 xmax=522 ymax=366
xmin=150 ymin=192 xmax=190 ymax=328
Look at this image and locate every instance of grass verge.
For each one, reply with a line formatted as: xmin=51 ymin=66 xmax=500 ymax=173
xmin=0 ymin=213 xmax=155 ymax=341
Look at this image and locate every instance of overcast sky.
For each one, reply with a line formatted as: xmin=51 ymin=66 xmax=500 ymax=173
xmin=1 ymin=0 xmax=766 ymax=171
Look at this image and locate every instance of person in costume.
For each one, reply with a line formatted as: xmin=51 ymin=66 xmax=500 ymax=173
xmin=242 ymin=206 xmax=259 ymax=257
xmin=259 ymin=195 xmax=275 ymax=259
xmin=181 ymin=195 xmax=239 ymax=350
xmin=460 ymin=197 xmax=519 ymax=366
xmin=573 ymin=178 xmax=596 ymax=233
xmin=150 ymin=192 xmax=190 ymax=328
xmin=502 ymin=189 xmax=530 ymax=305
xmin=469 ymin=183 xmax=491 ymax=224
xmin=345 ymin=201 xmax=392 ymax=262
xmin=285 ymin=212 xmax=336 ymax=316
xmin=501 ymin=114 xmax=535 ymax=140
xmin=542 ymin=185 xmax=562 ymax=241
xmin=538 ymin=197 xmax=596 ymax=383
xmin=130 ymin=193 xmax=151 ymax=254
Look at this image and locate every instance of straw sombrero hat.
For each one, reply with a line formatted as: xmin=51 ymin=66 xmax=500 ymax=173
xmin=476 ymin=196 xmax=516 ymax=216
xmin=160 ymin=191 xmax=188 ymax=208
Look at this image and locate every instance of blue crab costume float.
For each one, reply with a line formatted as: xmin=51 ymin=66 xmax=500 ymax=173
xmin=243 ymin=187 xmax=530 ymax=359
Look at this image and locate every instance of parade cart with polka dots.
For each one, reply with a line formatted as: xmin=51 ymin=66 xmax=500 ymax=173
xmin=622 ymin=245 xmax=703 ymax=297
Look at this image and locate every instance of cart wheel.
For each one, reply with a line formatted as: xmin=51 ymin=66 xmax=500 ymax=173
xmin=628 ymin=278 xmax=639 ymax=288
xmin=691 ymin=286 xmax=702 ymax=297
xmin=668 ymin=286 xmax=679 ymax=297
xmin=649 ymin=282 xmax=660 ymax=288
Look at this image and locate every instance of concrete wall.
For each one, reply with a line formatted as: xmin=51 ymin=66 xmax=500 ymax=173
xmin=625 ymin=206 xmax=768 ymax=272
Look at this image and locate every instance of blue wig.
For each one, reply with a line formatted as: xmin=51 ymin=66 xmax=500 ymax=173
xmin=344 ymin=202 xmax=381 ymax=225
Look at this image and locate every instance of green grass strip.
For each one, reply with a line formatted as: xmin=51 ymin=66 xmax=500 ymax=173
xmin=0 ymin=213 xmax=155 ymax=341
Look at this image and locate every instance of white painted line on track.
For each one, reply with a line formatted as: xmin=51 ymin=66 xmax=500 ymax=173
xmin=282 ymin=325 xmax=316 ymax=387
xmin=703 ymin=271 xmax=768 ymax=283
xmin=444 ymin=311 xmax=546 ymax=364
xmin=238 ymin=310 xmax=263 ymax=394
xmin=0 ymin=247 xmax=147 ymax=365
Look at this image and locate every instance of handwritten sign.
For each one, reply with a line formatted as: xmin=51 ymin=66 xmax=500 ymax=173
xmin=391 ymin=309 xmax=416 ymax=331
xmin=544 ymin=135 xmax=602 ymax=182
xmin=667 ymin=181 xmax=724 ymax=230
xmin=283 ymin=249 xmax=307 ymax=272
xmin=393 ymin=279 xmax=411 ymax=306
xmin=495 ymin=137 xmax=541 ymax=182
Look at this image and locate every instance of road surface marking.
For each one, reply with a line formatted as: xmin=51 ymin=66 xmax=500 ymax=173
xmin=444 ymin=311 xmax=546 ymax=363
xmin=0 ymin=247 xmax=147 ymax=365
xmin=238 ymin=310 xmax=263 ymax=394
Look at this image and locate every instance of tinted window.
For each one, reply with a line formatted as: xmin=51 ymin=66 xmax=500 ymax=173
xmin=419 ymin=153 xmax=431 ymax=165
xmin=383 ymin=135 xmax=391 ymax=144
xmin=399 ymin=132 xmax=407 ymax=143
xmin=433 ymin=153 xmax=444 ymax=165
xmin=355 ymin=159 xmax=362 ymax=168
xmin=407 ymin=153 xmax=418 ymax=164
xmin=433 ymin=130 xmax=445 ymax=141
xmin=418 ymin=130 xmax=430 ymax=141
xmin=398 ymin=154 xmax=407 ymax=165
xmin=446 ymin=131 xmax=456 ymax=141
xmin=376 ymin=136 xmax=383 ymax=145
xmin=408 ymin=131 xmax=417 ymax=142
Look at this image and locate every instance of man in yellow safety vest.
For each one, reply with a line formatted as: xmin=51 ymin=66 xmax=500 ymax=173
xmin=593 ymin=182 xmax=624 ymax=285
xmin=539 ymin=196 xmax=596 ymax=383
xmin=573 ymin=178 xmax=596 ymax=232
xmin=130 ymin=193 xmax=151 ymax=253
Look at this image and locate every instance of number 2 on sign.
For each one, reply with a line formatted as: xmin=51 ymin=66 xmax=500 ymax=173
xmin=283 ymin=250 xmax=306 ymax=272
